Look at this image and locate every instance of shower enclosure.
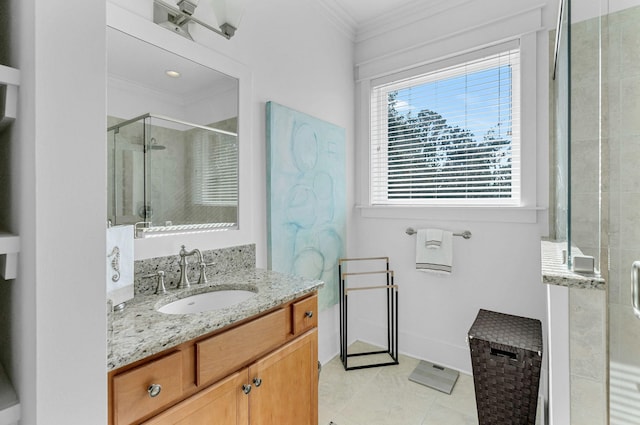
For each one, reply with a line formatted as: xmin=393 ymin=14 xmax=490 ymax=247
xmin=553 ymin=0 xmax=640 ymax=423
xmin=604 ymin=4 xmax=640 ymax=423
xmin=107 ymin=113 xmax=238 ymax=235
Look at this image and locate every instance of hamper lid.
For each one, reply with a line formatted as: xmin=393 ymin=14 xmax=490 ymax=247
xmin=468 ymin=309 xmax=542 ymax=353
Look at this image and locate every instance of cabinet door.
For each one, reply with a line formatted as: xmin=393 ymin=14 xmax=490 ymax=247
xmin=248 ymin=329 xmax=318 ymax=425
xmin=143 ymin=370 xmax=249 ymax=425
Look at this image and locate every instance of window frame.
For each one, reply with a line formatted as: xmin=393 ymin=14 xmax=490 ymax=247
xmin=370 ymin=41 xmax=521 ymax=206
xmin=356 ymin=34 xmax=539 ymax=224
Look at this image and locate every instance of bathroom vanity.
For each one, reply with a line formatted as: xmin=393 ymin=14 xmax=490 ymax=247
xmin=108 ymin=268 xmax=322 ymax=425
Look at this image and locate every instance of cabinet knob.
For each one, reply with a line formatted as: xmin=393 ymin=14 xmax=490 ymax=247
xmin=305 ymin=311 xmax=314 ymax=318
xmin=253 ymin=377 xmax=262 ymax=387
xmin=147 ymin=384 xmax=162 ymax=398
xmin=242 ymin=384 xmax=252 ymax=394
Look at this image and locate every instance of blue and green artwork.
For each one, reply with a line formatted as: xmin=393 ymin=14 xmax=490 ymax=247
xmin=266 ymin=102 xmax=346 ymax=311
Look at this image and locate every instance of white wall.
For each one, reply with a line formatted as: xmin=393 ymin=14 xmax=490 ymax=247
xmin=4 ymin=0 xmax=107 ymax=424
xmin=349 ymin=0 xmax=559 ymax=376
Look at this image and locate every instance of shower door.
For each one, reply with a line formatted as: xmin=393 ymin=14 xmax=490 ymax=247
xmin=607 ymin=4 xmax=640 ymax=424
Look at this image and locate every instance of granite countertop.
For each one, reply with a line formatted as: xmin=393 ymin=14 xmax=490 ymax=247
xmin=541 ymin=240 xmax=605 ymax=289
xmin=108 ymin=268 xmax=323 ymax=371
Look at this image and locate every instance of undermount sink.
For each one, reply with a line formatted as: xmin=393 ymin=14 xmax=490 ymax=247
xmin=158 ymin=289 xmax=257 ymax=315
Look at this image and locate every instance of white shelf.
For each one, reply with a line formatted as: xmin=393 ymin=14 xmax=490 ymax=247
xmin=0 ymin=364 xmax=19 ymax=425
xmin=0 ymin=233 xmax=19 ymax=280
xmin=0 ymin=64 xmax=20 ymax=132
xmin=0 ymin=64 xmax=20 ymax=281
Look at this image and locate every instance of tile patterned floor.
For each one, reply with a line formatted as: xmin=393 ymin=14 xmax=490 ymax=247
xmin=318 ymin=343 xmax=479 ymax=425
xmin=318 ymin=342 xmax=543 ymax=425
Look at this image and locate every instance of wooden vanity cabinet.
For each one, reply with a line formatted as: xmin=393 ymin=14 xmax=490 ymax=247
xmin=143 ymin=370 xmax=249 ymax=425
xmin=248 ymin=329 xmax=318 ymax=424
xmin=108 ymin=292 xmax=318 ymax=425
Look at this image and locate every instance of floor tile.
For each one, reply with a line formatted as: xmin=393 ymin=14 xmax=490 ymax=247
xmin=319 ymin=341 xmax=543 ymax=425
xmin=319 ymin=342 xmax=476 ymax=425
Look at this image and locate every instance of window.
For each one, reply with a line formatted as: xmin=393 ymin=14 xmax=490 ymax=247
xmin=370 ymin=44 xmax=520 ymax=206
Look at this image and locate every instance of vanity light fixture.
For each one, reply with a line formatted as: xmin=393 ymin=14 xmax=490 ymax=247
xmin=165 ymin=70 xmax=181 ymax=78
xmin=153 ymin=0 xmax=241 ymax=41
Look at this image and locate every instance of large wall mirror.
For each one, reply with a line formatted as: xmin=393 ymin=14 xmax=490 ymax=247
xmin=107 ymin=26 xmax=239 ymax=237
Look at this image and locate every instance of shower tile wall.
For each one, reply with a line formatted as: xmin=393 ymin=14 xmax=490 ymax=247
xmin=569 ymin=287 xmax=607 ymax=425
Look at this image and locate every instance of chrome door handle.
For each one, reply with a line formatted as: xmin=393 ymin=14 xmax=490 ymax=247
xmin=631 ymin=261 xmax=640 ymax=319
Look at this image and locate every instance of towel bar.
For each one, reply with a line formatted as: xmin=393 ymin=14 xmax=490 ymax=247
xmin=341 ymin=270 xmax=394 ymax=278
xmin=345 ymin=284 xmax=398 ymax=294
xmin=405 ymin=227 xmax=472 ymax=239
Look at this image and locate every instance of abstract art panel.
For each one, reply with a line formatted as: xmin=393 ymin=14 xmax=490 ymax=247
xmin=266 ymin=102 xmax=346 ymax=311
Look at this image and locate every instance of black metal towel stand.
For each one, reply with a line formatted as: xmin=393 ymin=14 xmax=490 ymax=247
xmin=338 ymin=256 xmax=399 ymax=371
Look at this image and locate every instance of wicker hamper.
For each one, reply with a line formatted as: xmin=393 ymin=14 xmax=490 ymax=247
xmin=468 ymin=309 xmax=543 ymax=425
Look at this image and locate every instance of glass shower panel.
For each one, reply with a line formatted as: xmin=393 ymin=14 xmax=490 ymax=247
xmin=107 ymin=128 xmax=116 ymax=224
xmin=607 ymin=4 xmax=640 ymax=423
xmin=552 ymin=0 xmax=571 ymax=256
xmin=569 ymin=0 xmax=603 ymax=275
xmin=107 ymin=119 xmax=145 ymax=226
xmin=144 ymin=116 xmax=186 ymax=227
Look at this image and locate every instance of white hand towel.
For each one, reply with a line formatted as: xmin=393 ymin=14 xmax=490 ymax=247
xmin=106 ymin=225 xmax=134 ymax=306
xmin=425 ymin=228 xmax=443 ymax=249
xmin=416 ymin=229 xmax=453 ymax=274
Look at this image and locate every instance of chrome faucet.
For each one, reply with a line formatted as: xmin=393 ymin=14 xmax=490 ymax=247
xmin=178 ymin=245 xmax=202 ymax=289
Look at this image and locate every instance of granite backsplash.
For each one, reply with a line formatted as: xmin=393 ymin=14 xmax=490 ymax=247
xmin=134 ymin=244 xmax=256 ymax=295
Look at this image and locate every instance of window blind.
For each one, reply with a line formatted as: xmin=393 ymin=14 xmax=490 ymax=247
xmin=370 ymin=46 xmax=520 ymax=205
xmin=193 ymin=133 xmax=238 ymax=206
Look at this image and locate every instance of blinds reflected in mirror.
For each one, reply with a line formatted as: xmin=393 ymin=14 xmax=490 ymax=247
xmin=192 ymin=119 xmax=239 ymax=207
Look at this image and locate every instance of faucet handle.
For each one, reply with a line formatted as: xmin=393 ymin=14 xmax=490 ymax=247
xmin=197 ymin=262 xmax=208 ymax=285
xmin=143 ymin=270 xmax=167 ymax=295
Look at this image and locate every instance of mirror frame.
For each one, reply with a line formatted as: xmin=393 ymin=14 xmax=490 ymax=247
xmin=107 ymin=3 xmax=253 ymax=260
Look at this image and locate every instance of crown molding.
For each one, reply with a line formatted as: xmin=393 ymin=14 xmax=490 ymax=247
xmin=356 ymin=0 xmax=475 ymax=43
xmin=314 ymin=0 xmax=358 ymax=41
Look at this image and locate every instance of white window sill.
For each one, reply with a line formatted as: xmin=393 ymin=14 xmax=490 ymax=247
xmin=357 ymin=205 xmax=545 ymax=223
